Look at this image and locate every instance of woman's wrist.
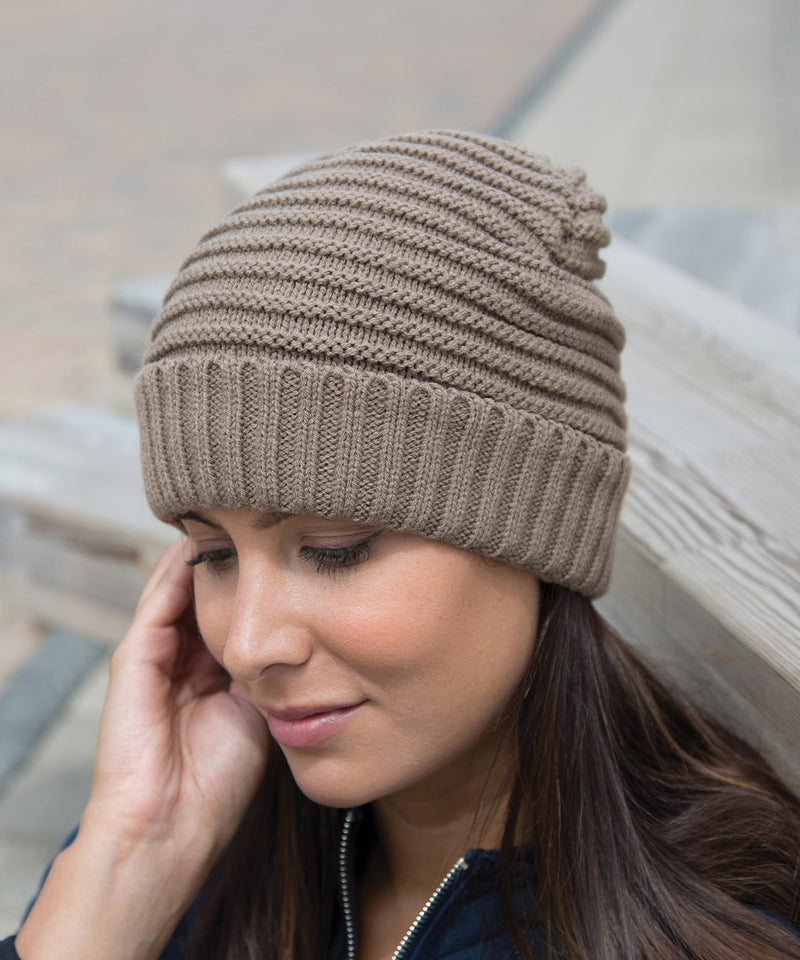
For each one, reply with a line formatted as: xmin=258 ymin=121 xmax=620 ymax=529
xmin=15 ymin=819 xmax=214 ymax=960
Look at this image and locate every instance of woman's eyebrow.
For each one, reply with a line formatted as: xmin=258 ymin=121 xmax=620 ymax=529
xmin=251 ymin=510 xmax=296 ymax=530
xmin=176 ymin=510 xmax=296 ymax=532
xmin=176 ymin=510 xmax=221 ymax=531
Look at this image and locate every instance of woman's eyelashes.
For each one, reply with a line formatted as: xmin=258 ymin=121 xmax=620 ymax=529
xmin=185 ymin=546 xmax=236 ymax=575
xmin=299 ymin=532 xmax=381 ymax=576
xmin=186 ymin=531 xmax=383 ymax=578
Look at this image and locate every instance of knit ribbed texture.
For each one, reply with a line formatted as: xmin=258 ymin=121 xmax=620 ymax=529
xmin=135 ymin=130 xmax=629 ymax=596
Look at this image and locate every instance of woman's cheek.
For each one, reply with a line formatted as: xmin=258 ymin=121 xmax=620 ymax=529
xmin=327 ymin=603 xmax=433 ymax=681
xmin=328 ymin=555 xmax=448 ymax=670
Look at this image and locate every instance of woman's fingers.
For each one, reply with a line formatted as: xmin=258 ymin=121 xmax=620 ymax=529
xmin=131 ymin=536 xmax=194 ymax=629
xmin=88 ymin=539 xmax=269 ymax=841
xmin=134 ymin=536 xmax=187 ymax=606
xmin=114 ymin=537 xmax=199 ymax=675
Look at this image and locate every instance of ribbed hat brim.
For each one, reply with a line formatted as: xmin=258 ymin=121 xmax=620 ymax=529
xmin=136 ymin=354 xmax=629 ymax=597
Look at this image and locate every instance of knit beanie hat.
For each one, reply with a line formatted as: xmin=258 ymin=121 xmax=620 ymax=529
xmin=135 ymin=130 xmax=629 ymax=597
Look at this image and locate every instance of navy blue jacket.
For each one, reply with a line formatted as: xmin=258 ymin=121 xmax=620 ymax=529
xmin=1 ymin=811 xmax=544 ymax=960
xmin=327 ymin=809 xmax=544 ymax=960
xmin=327 ymin=846 xmax=543 ymax=959
xmin=4 ymin=811 xmax=798 ymax=959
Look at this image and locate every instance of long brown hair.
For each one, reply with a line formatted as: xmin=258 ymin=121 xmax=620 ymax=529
xmin=188 ymin=583 xmax=800 ymax=960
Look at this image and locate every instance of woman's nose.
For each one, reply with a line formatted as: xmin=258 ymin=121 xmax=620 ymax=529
xmin=221 ymin=569 xmax=313 ymax=681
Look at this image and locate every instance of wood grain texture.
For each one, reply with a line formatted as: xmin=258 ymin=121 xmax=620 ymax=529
xmin=0 ymin=408 xmax=172 ymax=644
xmin=600 ymin=240 xmax=800 ymax=785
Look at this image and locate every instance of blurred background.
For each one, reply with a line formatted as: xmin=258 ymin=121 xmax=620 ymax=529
xmin=0 ymin=0 xmax=602 ymax=418
xmin=1 ymin=0 xmax=798 ymax=933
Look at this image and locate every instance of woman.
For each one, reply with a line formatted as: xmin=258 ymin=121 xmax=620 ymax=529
xmin=6 ymin=131 xmax=800 ymax=960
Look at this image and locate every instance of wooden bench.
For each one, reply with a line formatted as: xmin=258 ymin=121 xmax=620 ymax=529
xmin=599 ymin=240 xmax=800 ymax=788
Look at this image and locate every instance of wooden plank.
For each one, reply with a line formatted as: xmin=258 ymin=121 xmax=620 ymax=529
xmin=599 ymin=239 xmax=800 ymax=785
xmin=0 ymin=408 xmax=173 ymax=644
xmin=0 ymin=407 xmax=168 ymax=545
xmin=599 ymin=528 xmax=800 ymax=793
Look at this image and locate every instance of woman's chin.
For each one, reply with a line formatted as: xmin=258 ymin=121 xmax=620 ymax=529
xmin=292 ymin=774 xmax=382 ymax=810
xmin=282 ymin=753 xmax=394 ymax=809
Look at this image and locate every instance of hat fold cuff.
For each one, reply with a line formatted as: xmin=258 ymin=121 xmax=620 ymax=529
xmin=135 ymin=355 xmax=628 ymax=597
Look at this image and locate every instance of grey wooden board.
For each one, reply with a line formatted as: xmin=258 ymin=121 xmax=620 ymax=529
xmin=598 ymin=529 xmax=800 ymax=793
xmin=0 ymin=504 xmax=159 ymax=643
xmin=600 ymin=239 xmax=800 ymax=785
xmin=0 ymin=407 xmax=173 ymax=643
xmin=608 ymin=207 xmax=800 ymax=332
xmin=0 ymin=407 xmax=168 ymax=543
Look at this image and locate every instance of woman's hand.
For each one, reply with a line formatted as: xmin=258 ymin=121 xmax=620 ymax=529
xmin=15 ymin=538 xmax=270 ymax=960
xmin=86 ymin=535 xmax=270 ymax=855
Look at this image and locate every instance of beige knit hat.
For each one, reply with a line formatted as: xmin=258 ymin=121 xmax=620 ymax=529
xmin=135 ymin=130 xmax=629 ymax=597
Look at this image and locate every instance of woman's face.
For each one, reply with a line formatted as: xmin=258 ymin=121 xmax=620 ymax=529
xmin=181 ymin=507 xmax=540 ymax=809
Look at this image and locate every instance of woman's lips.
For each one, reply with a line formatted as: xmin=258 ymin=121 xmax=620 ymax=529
xmin=264 ymin=701 xmax=366 ymax=749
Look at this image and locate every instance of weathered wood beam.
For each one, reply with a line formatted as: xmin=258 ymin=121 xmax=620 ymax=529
xmin=0 ymin=408 xmax=171 ymax=644
xmin=599 ymin=239 xmax=800 ymax=787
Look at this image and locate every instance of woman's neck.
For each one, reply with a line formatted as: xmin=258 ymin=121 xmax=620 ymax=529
xmin=366 ymin=739 xmax=512 ymax=899
xmin=355 ymin=744 xmax=512 ymax=960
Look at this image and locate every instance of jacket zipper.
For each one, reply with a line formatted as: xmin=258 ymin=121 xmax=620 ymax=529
xmin=386 ymin=857 xmax=469 ymax=960
xmin=338 ymin=810 xmax=470 ymax=960
xmin=339 ymin=811 xmax=358 ymax=960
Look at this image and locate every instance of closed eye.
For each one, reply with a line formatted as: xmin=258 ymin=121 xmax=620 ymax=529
xmin=185 ymin=547 xmax=236 ymax=574
xmin=300 ymin=533 xmax=382 ymax=576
